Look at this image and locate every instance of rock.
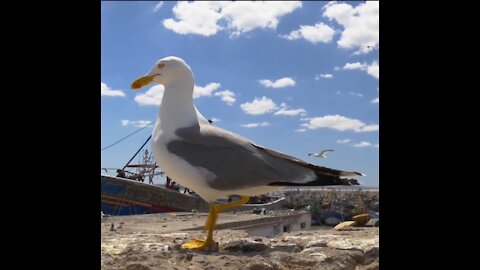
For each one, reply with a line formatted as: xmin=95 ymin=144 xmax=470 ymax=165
xmin=246 ymin=261 xmax=274 ymax=270
xmin=305 ymin=239 xmax=329 ymax=248
xmin=185 ymin=253 xmax=194 ymax=261
xmin=205 ymin=241 xmax=220 ymax=252
xmin=280 ymin=255 xmax=318 ymax=267
xmin=223 ymin=240 xmax=269 ymax=253
xmin=345 ymin=249 xmax=365 ymax=264
xmin=270 ymin=243 xmax=301 ymax=253
xmin=321 ymin=255 xmax=357 ymax=270
xmin=365 ymin=219 xmax=379 ymax=227
xmin=126 ymin=264 xmax=151 ymax=270
xmin=301 ymin=247 xmax=326 ymax=254
xmin=292 ymin=245 xmax=303 ymax=253
xmin=363 ymin=261 xmax=379 ymax=270
xmin=365 ymin=246 xmax=379 ymax=260
xmin=327 ymin=238 xmax=378 ymax=251
xmin=159 ymin=244 xmax=172 ymax=252
xmin=308 ymin=252 xmax=327 ymax=260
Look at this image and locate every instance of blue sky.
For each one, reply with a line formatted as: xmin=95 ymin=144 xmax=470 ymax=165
xmin=101 ymin=1 xmax=379 ymax=187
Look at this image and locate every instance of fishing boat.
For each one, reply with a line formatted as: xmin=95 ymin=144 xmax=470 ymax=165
xmin=101 ymin=134 xmax=286 ymax=216
xmin=350 ymin=195 xmax=371 ymax=225
xmin=321 ymin=189 xmax=344 ymax=226
xmin=322 ymin=210 xmax=344 ymax=226
xmin=352 ymin=213 xmax=372 ymax=226
xmin=101 ymin=173 xmax=209 ymax=215
xmin=101 ymin=173 xmax=286 ymax=215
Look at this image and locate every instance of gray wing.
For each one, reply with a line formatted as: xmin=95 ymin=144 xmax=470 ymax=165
xmin=168 ymin=124 xmax=361 ymax=191
xmin=319 ymin=149 xmax=334 ymax=155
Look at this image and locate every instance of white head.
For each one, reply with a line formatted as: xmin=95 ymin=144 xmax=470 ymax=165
xmin=131 ymin=56 xmax=193 ymax=89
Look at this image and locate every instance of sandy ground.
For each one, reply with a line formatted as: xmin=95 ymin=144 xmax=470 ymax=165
xmin=101 ymin=213 xmax=379 ymax=270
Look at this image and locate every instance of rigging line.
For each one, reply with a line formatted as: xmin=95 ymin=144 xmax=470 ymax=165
xmin=101 ymin=121 xmax=154 ymax=151
xmin=122 ymin=135 xmax=152 ymax=170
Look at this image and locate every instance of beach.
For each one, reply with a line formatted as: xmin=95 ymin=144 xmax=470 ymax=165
xmin=101 ymin=212 xmax=379 ymax=270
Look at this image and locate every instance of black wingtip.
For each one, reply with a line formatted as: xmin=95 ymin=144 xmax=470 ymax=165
xmin=342 ymin=178 xmax=360 ymax=185
xmin=269 ymin=173 xmax=360 ymax=187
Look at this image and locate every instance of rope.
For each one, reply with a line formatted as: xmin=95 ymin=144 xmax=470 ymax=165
xmin=122 ymin=135 xmax=152 ymax=170
xmin=101 ymin=121 xmax=153 ymax=151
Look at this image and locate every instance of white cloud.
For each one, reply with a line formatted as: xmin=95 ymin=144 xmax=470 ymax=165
xmin=121 ymin=120 xmax=152 ymax=128
xmin=353 ymin=141 xmax=373 ymax=148
xmin=371 ymin=97 xmax=379 ymax=104
xmin=222 ymin=1 xmax=303 ymax=37
xmin=241 ymin=122 xmax=270 ymax=128
xmin=300 ymin=114 xmax=378 ymax=133
xmin=349 ymin=92 xmax=363 ymax=97
xmin=334 ymin=66 xmax=341 ymax=71
xmin=240 ymin=96 xmax=277 ymax=115
xmin=134 ymin=85 xmax=164 ymax=106
xmin=281 ymin=23 xmax=335 ymax=44
xmin=101 ymin=82 xmax=125 ymax=97
xmin=360 ymin=124 xmax=379 ymax=132
xmin=214 ymin=90 xmax=236 ymax=105
xmin=367 ymin=61 xmax=379 ymax=79
xmin=343 ymin=61 xmax=379 ymax=79
xmin=315 ymin=73 xmax=333 ymax=80
xmin=323 ymin=1 xmax=379 ymax=54
xmin=163 ymin=1 xmax=302 ymax=37
xmin=343 ymin=62 xmax=366 ymax=70
xmin=153 ymin=1 xmax=163 ymax=13
xmin=210 ymin=117 xmax=221 ymax=123
xmin=295 ymin=128 xmax=307 ymax=132
xmin=374 ymin=143 xmax=379 ymax=148
xmin=163 ymin=2 xmax=223 ymax=36
xmin=274 ymin=103 xmax=306 ymax=116
xmin=337 ymin=139 xmax=351 ymax=144
xmin=193 ymin=82 xmax=221 ymax=98
xmin=336 ymin=91 xmax=341 ymax=95
xmin=259 ymin=77 xmax=295 ymax=88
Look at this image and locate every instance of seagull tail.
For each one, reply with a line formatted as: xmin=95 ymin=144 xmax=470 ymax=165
xmin=269 ymin=171 xmax=362 ymax=187
xmin=339 ymin=171 xmax=365 ymax=177
xmin=269 ymin=175 xmax=359 ymax=186
xmin=253 ymin=143 xmax=363 ymax=187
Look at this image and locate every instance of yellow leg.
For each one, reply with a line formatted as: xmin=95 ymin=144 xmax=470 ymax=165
xmin=181 ymin=196 xmax=250 ymax=251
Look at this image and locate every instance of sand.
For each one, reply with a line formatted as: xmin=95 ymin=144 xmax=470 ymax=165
xmin=101 ymin=213 xmax=379 ymax=270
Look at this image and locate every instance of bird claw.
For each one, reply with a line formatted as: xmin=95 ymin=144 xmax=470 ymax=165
xmin=181 ymin=239 xmax=218 ymax=252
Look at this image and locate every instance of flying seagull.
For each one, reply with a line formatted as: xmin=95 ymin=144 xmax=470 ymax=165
xmin=308 ymin=149 xmax=334 ymax=158
xmin=131 ymin=56 xmax=362 ymax=251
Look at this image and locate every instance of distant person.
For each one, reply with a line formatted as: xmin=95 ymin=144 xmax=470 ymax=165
xmin=116 ymin=169 xmax=126 ymax=178
xmin=166 ymin=176 xmax=172 ymax=189
xmin=172 ymin=181 xmax=180 ymax=191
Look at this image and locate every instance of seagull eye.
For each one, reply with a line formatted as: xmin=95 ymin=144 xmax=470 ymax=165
xmin=157 ymin=63 xmax=165 ymax=69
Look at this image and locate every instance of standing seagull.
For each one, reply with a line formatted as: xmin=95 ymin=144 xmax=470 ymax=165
xmin=131 ymin=56 xmax=363 ymax=251
xmin=308 ymin=149 xmax=334 ymax=159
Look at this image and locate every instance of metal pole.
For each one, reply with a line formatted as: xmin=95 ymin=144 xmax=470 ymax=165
xmin=122 ymin=135 xmax=152 ymax=170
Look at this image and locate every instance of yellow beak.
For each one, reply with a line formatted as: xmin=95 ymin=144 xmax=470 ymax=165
xmin=131 ymin=75 xmax=154 ymax=90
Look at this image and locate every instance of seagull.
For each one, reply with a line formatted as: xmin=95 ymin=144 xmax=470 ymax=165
xmin=308 ymin=149 xmax=334 ymax=159
xmin=131 ymin=56 xmax=363 ymax=251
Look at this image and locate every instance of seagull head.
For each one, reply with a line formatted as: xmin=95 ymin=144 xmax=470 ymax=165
xmin=131 ymin=56 xmax=193 ymax=89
